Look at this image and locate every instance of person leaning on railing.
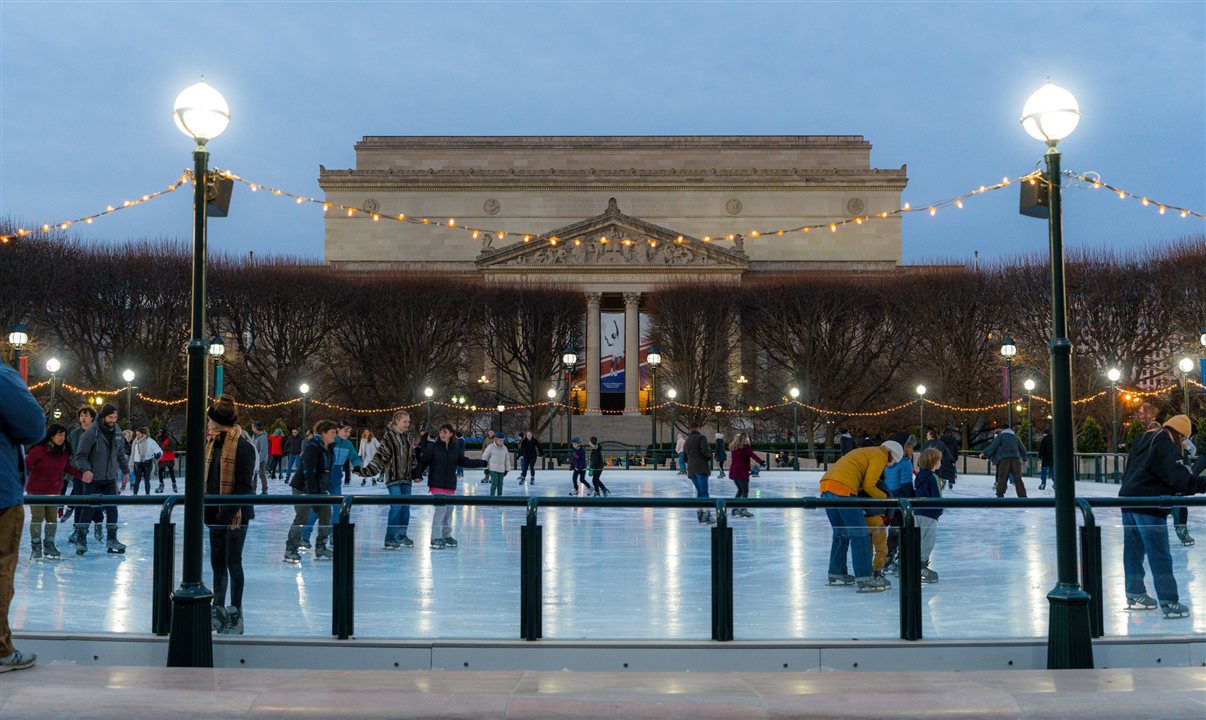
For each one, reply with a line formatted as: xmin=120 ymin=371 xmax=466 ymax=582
xmin=1118 ymin=414 xmax=1206 ymax=619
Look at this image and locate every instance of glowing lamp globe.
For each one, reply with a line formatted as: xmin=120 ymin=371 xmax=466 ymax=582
xmin=7 ymin=324 xmax=28 ymax=348
xmin=1024 ymin=378 xmax=1037 ymax=392
xmin=299 ymin=383 xmax=310 ymax=395
xmin=1000 ymin=337 xmax=1018 ymax=359
xmin=1106 ymin=369 xmax=1121 ymax=383
xmin=46 ymin=358 xmax=61 ymax=374
xmin=547 ymin=388 xmax=557 ymax=399
xmin=423 ymin=387 xmax=434 ymax=399
xmin=916 ymin=385 xmax=927 ymax=397
xmin=789 ymin=387 xmax=800 ymax=399
xmin=1178 ymin=358 xmax=1194 ymax=374
xmin=208 ymin=334 xmax=226 ymax=357
xmin=666 ymin=388 xmax=677 ymax=400
xmin=173 ymin=79 xmax=230 ymax=146
xmin=1021 ymin=82 xmax=1080 ymax=146
xmin=122 ymin=369 xmax=135 ymax=384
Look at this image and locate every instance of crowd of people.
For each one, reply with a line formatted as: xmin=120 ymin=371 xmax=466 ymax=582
xmin=2 ymin=366 xmax=1206 ymax=668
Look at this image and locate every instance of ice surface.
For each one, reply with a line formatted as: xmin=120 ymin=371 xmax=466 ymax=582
xmin=10 ymin=470 xmax=1204 ymax=640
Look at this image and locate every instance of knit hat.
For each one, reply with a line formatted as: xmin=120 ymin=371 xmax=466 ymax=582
xmin=881 ymin=440 xmax=905 ymax=463
xmin=1163 ymin=414 xmax=1192 ymax=439
xmin=571 ymin=436 xmax=581 ymax=444
xmin=715 ymin=432 xmax=724 ymax=440
xmin=206 ymin=397 xmax=238 ymax=427
xmin=98 ymin=403 xmax=118 ymax=420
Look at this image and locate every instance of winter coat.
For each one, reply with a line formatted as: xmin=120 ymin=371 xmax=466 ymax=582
xmin=922 ymin=438 xmax=957 ymax=481
xmin=838 ymin=433 xmax=856 ymax=457
xmin=268 ymin=432 xmax=284 ymax=457
xmin=683 ymin=431 xmax=712 ymax=476
xmin=589 ymin=444 xmax=604 ymax=470
xmin=1038 ymin=434 xmax=1053 ymax=467
xmin=884 ymin=456 xmax=916 ymax=497
xmin=25 ymin=443 xmax=81 ymax=495
xmin=913 ymin=468 xmax=943 ymax=519
xmin=252 ymin=432 xmax=270 ymax=464
xmin=983 ymin=430 xmax=1025 ymax=462
xmin=329 ymin=435 xmax=363 ymax=486
xmin=728 ymin=446 xmax=764 ymax=482
xmin=714 ymin=438 xmax=727 ymax=462
xmin=360 ymin=437 xmax=381 ymax=468
xmin=285 ymin=433 xmax=304 ymax=456
xmin=819 ymin=446 xmax=890 ymax=499
xmin=570 ymin=445 xmax=587 ymax=471
xmin=129 ymin=436 xmax=162 ymax=466
xmin=674 ymin=435 xmax=686 ymax=454
xmin=204 ymin=432 xmax=257 ymax=526
xmin=1119 ymin=429 xmax=1206 ymax=518
xmin=74 ymin=422 xmax=130 ymax=484
xmin=290 ymin=436 xmax=334 ymax=494
xmin=0 ymin=365 xmax=44 ymax=508
xmin=421 ymin=439 xmax=487 ymax=493
xmin=360 ymin=428 xmax=417 ymax=487
xmin=518 ymin=436 xmax=542 ymax=461
xmin=158 ymin=435 xmax=176 ymax=463
xmin=481 ymin=441 xmax=511 ymax=473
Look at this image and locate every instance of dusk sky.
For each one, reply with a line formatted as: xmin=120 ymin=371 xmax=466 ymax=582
xmin=2 ymin=1 xmax=1202 ymax=263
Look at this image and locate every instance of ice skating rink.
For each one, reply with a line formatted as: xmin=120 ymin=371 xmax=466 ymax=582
xmin=10 ymin=470 xmax=1204 ymax=640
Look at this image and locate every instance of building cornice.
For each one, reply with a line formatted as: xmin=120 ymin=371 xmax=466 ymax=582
xmin=353 ymin=135 xmax=873 ymax=151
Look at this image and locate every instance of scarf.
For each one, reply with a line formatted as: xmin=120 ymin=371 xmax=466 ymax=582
xmin=205 ymin=425 xmax=243 ymax=526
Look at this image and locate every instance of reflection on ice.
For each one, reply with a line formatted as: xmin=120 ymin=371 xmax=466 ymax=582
xmin=10 ymin=471 xmax=1203 ymax=640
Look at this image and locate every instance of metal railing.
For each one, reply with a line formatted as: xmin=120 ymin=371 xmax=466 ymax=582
xmin=22 ymin=493 xmax=1206 ymax=644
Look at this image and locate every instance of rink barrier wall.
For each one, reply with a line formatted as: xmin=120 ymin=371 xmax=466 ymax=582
xmin=23 ymin=494 xmax=1206 ymax=648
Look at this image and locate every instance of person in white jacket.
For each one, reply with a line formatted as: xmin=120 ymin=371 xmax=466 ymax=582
xmin=359 ymin=429 xmax=382 ymax=486
xmin=675 ymin=433 xmax=687 ymax=474
xmin=128 ymin=427 xmax=162 ymax=496
xmin=481 ymin=434 xmax=511 ymax=497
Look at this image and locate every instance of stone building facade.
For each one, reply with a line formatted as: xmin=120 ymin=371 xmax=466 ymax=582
xmin=319 ymin=136 xmax=908 ymax=427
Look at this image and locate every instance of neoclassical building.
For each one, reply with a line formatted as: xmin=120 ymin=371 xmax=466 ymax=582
xmin=319 ymin=136 xmax=907 ymax=418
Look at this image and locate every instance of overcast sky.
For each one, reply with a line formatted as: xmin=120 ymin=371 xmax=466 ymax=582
xmin=2 ymin=1 xmax=1202 ymax=263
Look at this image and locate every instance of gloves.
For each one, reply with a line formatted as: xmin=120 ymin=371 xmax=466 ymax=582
xmin=1191 ymin=453 xmax=1206 ymax=478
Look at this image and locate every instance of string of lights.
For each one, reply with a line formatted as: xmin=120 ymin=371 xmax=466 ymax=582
xmin=1065 ymin=171 xmax=1205 ymax=220
xmin=0 ymin=174 xmax=190 ymax=244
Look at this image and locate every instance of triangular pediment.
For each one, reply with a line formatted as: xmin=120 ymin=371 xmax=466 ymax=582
xmin=475 ymin=198 xmax=749 ymax=270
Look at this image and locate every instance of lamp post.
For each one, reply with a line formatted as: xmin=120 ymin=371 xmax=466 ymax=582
xmin=496 ymin=403 xmax=505 ymax=435
xmin=789 ymin=387 xmax=800 ymax=471
xmin=667 ymin=388 xmax=677 ymax=436
xmin=714 ymin=404 xmax=723 ymax=436
xmin=1106 ymin=368 xmax=1121 ymax=481
xmin=546 ymin=388 xmax=557 ymax=467
xmin=647 ymin=345 xmax=661 ymax=452
xmin=1000 ymin=337 xmax=1017 ymax=427
xmin=8 ymin=323 xmax=29 ymax=382
xmin=46 ymin=358 xmax=61 ymax=418
xmin=1024 ymin=378 xmax=1037 ymax=453
xmin=562 ymin=346 xmax=577 ymax=449
xmin=167 ymin=77 xmax=229 ymax=668
xmin=1178 ymin=357 xmax=1194 ymax=417
xmin=916 ymin=385 xmax=927 ymax=439
xmin=121 ymin=369 xmax=135 ymax=427
xmin=1021 ymin=79 xmax=1092 ymax=668
xmin=209 ymin=334 xmax=226 ymax=395
xmin=299 ymin=383 xmax=311 ymax=430
xmin=424 ymin=386 xmax=434 ymax=431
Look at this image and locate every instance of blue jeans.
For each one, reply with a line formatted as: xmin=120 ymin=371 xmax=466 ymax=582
xmin=303 ymin=481 xmax=343 ymax=540
xmin=689 ymin=473 xmax=710 ymax=498
xmin=386 ymin=483 xmax=412 ymax=543
xmin=823 ymin=491 xmax=872 ymax=579
xmin=1040 ymin=465 xmax=1054 ymax=486
xmin=285 ymin=453 xmax=300 ymax=477
xmin=677 ymin=452 xmax=686 ymax=473
xmin=1122 ymin=511 xmax=1178 ymax=603
xmin=519 ymin=456 xmax=535 ymax=480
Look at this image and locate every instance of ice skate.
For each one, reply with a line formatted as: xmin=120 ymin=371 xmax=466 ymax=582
xmin=298 ymin=540 xmax=312 ymax=553
xmin=221 ymin=606 xmax=244 ymax=635
xmin=106 ymin=538 xmax=126 ymax=554
xmin=873 ymin=570 xmax=892 ymax=588
xmin=211 ymin=605 xmax=229 ymax=632
xmin=1126 ymin=593 xmax=1157 ymax=610
xmin=398 ymin=535 xmax=414 ymax=549
xmin=430 ymin=538 xmax=446 ymax=550
xmin=856 ymin=576 xmax=890 ymax=593
xmin=1161 ymin=602 xmax=1190 ymax=619
xmin=73 ymin=528 xmax=87 ymax=555
xmin=282 ymin=548 xmax=301 ymax=564
xmin=1175 ymin=525 xmax=1195 ymax=546
xmin=93 ymin=523 xmax=103 ymax=541
xmin=43 ymin=542 xmax=61 ymax=560
xmin=314 ymin=539 xmax=333 ymax=560
xmin=443 ymin=537 xmax=458 ymax=548
xmin=155 ymin=484 xmax=164 ymax=493
xmin=920 ymin=566 xmax=939 ymax=584
xmin=30 ymin=541 xmax=42 ymax=561
xmin=827 ymin=573 xmax=855 ymax=585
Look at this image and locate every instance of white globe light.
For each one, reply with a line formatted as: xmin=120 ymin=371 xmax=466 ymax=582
xmin=1024 ymin=378 xmax=1037 ymax=391
xmin=45 ymin=358 xmax=61 ymax=374
xmin=667 ymin=388 xmax=677 ymax=399
xmin=789 ymin=387 xmax=800 ymax=399
xmin=173 ymin=79 xmax=230 ymax=146
xmin=1178 ymin=357 xmax=1194 ymax=374
xmin=299 ymin=383 xmax=311 ymax=395
xmin=122 ymin=369 xmax=135 ymax=384
xmin=1106 ymin=368 xmax=1121 ymax=383
xmin=423 ymin=387 xmax=434 ymax=398
xmin=547 ymin=388 xmax=557 ymax=399
xmin=916 ymin=384 xmax=927 ymax=396
xmin=497 ymin=404 xmax=506 ymax=413
xmin=1021 ymin=82 xmax=1080 ymax=145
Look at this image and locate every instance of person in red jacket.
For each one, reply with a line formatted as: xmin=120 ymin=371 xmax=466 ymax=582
xmin=25 ymin=423 xmax=80 ymax=560
xmin=727 ymin=432 xmax=764 ymax=518
xmin=156 ymin=430 xmax=178 ymax=493
xmin=267 ymin=429 xmax=285 ymax=479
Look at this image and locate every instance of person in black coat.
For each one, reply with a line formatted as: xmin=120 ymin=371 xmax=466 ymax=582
xmin=921 ymin=429 xmax=958 ymax=490
xmin=518 ymin=431 xmax=542 ymax=485
xmin=1038 ymin=429 xmax=1054 ymax=490
xmin=203 ymin=396 xmax=257 ymax=634
xmin=284 ymin=420 xmax=338 ymax=562
xmin=421 ymin=424 xmax=487 ymax=549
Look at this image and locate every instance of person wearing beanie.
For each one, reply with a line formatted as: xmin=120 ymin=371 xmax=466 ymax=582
xmin=981 ymin=425 xmax=1027 ymax=498
xmin=568 ymin=437 xmax=588 ymax=495
xmin=25 ymin=424 xmax=82 ymax=560
xmin=713 ymin=432 xmax=728 ymax=479
xmin=817 ymin=441 xmax=899 ymax=592
xmin=204 ymin=396 xmax=256 ymax=634
xmin=481 ymin=432 xmax=511 ymax=497
xmin=1118 ymin=414 xmax=1206 ymax=618
xmin=881 ymin=432 xmax=917 ymax=576
xmin=72 ymin=402 xmax=129 ymax=555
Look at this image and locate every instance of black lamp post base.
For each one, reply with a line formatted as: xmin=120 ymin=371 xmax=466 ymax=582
xmin=1046 ymin=582 xmax=1094 ymax=669
xmin=166 ymin=582 xmax=215 ymax=667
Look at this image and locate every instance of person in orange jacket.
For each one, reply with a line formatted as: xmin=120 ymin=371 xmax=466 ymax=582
xmin=819 ymin=440 xmax=903 ymax=592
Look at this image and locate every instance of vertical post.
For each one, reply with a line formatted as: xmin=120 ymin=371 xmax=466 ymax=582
xmin=565 ymin=369 xmax=572 ymax=448
xmin=791 ymin=403 xmax=799 ymax=471
xmin=650 ymin=367 xmax=657 ymax=450
xmin=519 ymin=499 xmax=542 ymax=641
xmin=919 ymin=398 xmax=925 ymax=441
xmin=1043 ymin=147 xmax=1094 ymax=670
xmin=215 ymin=362 xmax=224 ymax=396
xmin=1006 ymin=357 xmax=1014 ymax=428
xmin=1077 ymin=500 xmax=1104 ymax=638
xmin=1110 ymin=383 xmax=1118 ymax=482
xmin=711 ymin=502 xmax=734 ymax=641
xmin=332 ymin=498 xmax=355 ymax=639
xmin=301 ymin=395 xmax=308 ymax=432
xmin=898 ymin=500 xmax=923 ymax=641
xmin=152 ymin=507 xmax=176 ymax=636
xmin=48 ymin=374 xmax=57 ymax=419
xmin=167 ymin=148 xmax=215 ymax=668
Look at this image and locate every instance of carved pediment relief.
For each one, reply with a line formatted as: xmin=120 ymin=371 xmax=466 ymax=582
xmin=476 ymin=199 xmax=749 ymax=270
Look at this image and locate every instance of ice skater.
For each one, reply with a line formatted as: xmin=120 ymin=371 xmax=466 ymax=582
xmin=72 ymin=403 xmax=129 ymax=555
xmin=481 ymin=432 xmax=510 ymax=497
xmin=726 ymin=432 xmax=762 ymax=518
xmin=24 ymin=424 xmax=80 ymax=560
xmin=912 ymin=447 xmax=944 ymax=583
xmin=518 ymin=431 xmax=542 ymax=485
xmin=569 ymin=437 xmax=588 ymax=495
xmin=588 ymin=436 xmax=610 ymax=497
xmin=713 ymin=432 xmax=728 ymax=479
xmin=981 ymin=426 xmax=1027 ymax=497
xmin=356 ymin=411 xmax=419 ymax=549
xmin=818 ymin=440 xmax=901 ymax=593
xmin=683 ymin=425 xmax=713 ymax=524
xmin=283 ymin=420 xmax=338 ymax=563
xmin=420 ymin=424 xmax=487 ymax=549
xmin=203 ymin=396 xmax=256 ymax=635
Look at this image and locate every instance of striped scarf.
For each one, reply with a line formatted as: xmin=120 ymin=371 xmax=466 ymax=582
xmin=205 ymin=425 xmax=243 ymax=526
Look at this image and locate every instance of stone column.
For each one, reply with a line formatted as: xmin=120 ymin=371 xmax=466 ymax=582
xmin=586 ymin=292 xmax=602 ymax=414
xmin=623 ymin=292 xmax=641 ymax=414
